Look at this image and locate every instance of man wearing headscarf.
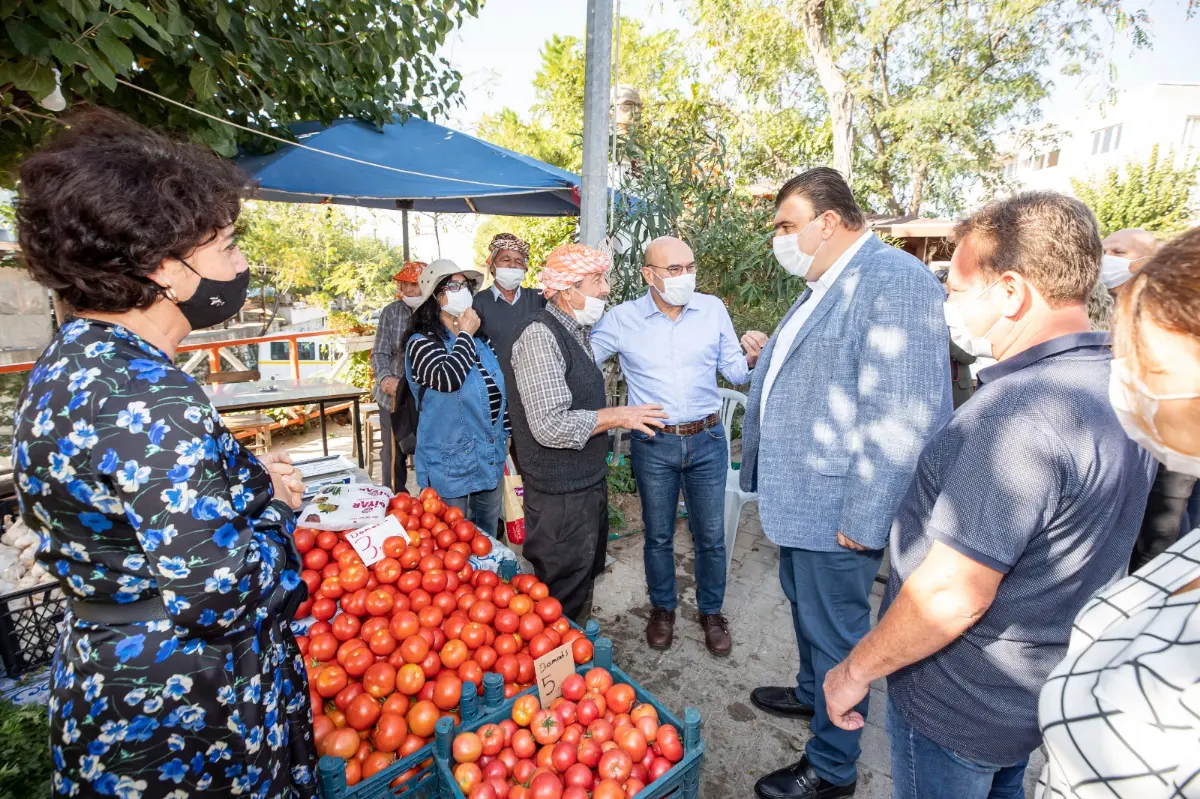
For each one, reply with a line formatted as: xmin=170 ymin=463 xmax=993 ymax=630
xmin=371 ymin=261 xmax=425 ymax=491
xmin=509 ymin=244 xmax=668 ymax=622
xmin=474 ymin=233 xmax=547 ymax=390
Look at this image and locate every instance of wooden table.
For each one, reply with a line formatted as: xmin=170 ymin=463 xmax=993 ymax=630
xmin=204 ymin=378 xmax=367 ymax=466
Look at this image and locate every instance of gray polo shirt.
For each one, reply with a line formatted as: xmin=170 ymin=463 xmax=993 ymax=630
xmin=883 ymin=332 xmax=1156 ymax=765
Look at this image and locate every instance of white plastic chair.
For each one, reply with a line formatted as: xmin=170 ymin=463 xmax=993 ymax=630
xmin=718 ymin=388 xmax=758 ymax=572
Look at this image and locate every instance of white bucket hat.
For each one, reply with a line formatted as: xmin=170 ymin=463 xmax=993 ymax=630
xmin=416 ymin=259 xmax=488 ymax=304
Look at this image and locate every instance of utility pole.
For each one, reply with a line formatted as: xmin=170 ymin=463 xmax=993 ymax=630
xmin=579 ymin=0 xmax=613 ymax=247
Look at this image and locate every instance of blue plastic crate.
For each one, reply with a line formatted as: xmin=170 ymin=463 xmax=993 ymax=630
xmin=433 ymin=637 xmax=704 ymax=799
xmin=316 ymin=620 xmax=601 ymax=798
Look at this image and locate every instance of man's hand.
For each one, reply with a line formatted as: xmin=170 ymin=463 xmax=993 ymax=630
xmin=380 ymin=376 xmax=400 ymax=396
xmin=824 ymin=660 xmax=870 ymax=731
xmin=265 ymin=459 xmax=306 ymax=509
xmin=621 ymin=404 xmax=669 ymax=436
xmin=837 ymin=531 xmax=869 ymax=551
xmin=741 ymin=331 xmax=769 ymax=367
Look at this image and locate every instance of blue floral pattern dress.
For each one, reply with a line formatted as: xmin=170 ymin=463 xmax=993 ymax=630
xmin=12 ymin=319 xmax=317 ymax=799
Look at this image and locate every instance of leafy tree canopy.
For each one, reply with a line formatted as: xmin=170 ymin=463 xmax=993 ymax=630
xmin=0 ymin=0 xmax=481 ymax=182
xmin=1071 ymin=145 xmax=1198 ymax=236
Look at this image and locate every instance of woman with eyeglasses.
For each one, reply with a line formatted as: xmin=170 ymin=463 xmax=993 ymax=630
xmin=1036 ymin=227 xmax=1200 ymax=798
xmin=403 ymin=259 xmax=510 ymax=536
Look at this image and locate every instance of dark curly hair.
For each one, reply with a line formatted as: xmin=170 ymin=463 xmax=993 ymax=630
xmin=16 ymin=109 xmax=249 ymax=313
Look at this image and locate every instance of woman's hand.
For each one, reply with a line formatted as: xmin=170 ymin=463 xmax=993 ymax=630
xmin=457 ymin=307 xmax=481 ymax=336
xmin=264 ymin=458 xmax=306 ymax=509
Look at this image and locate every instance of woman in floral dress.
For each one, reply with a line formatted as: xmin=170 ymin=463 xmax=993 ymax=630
xmin=12 ymin=111 xmax=316 ymax=798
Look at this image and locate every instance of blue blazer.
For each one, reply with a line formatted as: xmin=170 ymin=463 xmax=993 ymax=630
xmin=740 ymin=235 xmax=952 ymax=551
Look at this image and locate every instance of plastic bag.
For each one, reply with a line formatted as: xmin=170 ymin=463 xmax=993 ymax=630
xmin=502 ymin=456 xmax=526 ymax=545
xmin=296 ymin=482 xmax=393 ymax=531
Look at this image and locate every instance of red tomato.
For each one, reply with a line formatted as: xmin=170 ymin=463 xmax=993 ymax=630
xmin=460 ymin=622 xmax=486 ymax=650
xmin=656 ymin=724 xmax=683 ymax=763
xmin=383 ymin=535 xmax=408 ymax=559
xmin=598 ymin=749 xmax=633 ymax=783
xmin=474 ymin=645 xmax=497 ymax=671
xmin=532 ymin=710 xmax=564 ymax=745
xmin=362 ymin=750 xmax=394 ymax=780
xmin=563 ymin=762 xmax=594 ymax=791
xmin=458 ymin=660 xmax=484 ymax=690
xmin=345 ymin=693 xmax=381 ymax=731
xmin=294 ymin=529 xmax=315 ymax=554
xmin=443 ymin=506 xmax=465 ymax=525
xmin=372 ymin=712 xmax=408 ymax=753
xmin=422 ymin=496 xmax=445 ymax=516
xmin=576 ymin=737 xmax=603 ymax=769
xmin=390 ymin=611 xmax=420 ymax=641
xmin=368 ymin=628 xmax=397 ymax=656
xmin=343 ymin=646 xmax=374 ymax=678
xmin=365 ymin=589 xmax=395 ymax=617
xmin=407 ymin=699 xmax=440 ymax=738
xmin=551 ymin=741 xmax=577 ymax=773
xmin=315 ymin=531 xmax=337 ymax=551
xmin=561 ymin=674 xmax=586 ymax=702
xmin=516 ymin=654 xmax=536 ymax=684
xmin=308 ymin=633 xmax=338 ymax=662
xmin=400 ymin=634 xmax=431 ymax=665
xmin=529 ymin=772 xmax=563 ymax=799
xmin=363 ymin=663 xmax=396 ymax=699
xmin=605 ymin=684 xmax=635 ymax=715
xmin=585 ymin=667 xmax=614 ymax=694
xmin=409 ymin=588 xmax=432 ymax=612
xmin=334 ymin=681 xmax=364 ymax=712
xmin=321 ymin=727 xmax=360 ymax=759
xmin=293 ymin=599 xmax=312 ymax=620
xmin=615 ymin=726 xmax=648 ymax=761
xmin=303 ymin=549 xmax=329 ymax=570
xmin=419 ymin=650 xmax=442 ymax=679
xmin=315 ymin=664 xmax=348 ymax=698
xmin=417 ymin=606 xmax=444 ymax=629
xmin=535 ymin=597 xmax=562 ymax=624
xmin=307 ymin=620 xmax=332 ymax=638
xmin=373 ymin=558 xmax=401 ymax=585
xmin=527 ymin=633 xmax=554 ymax=660
xmin=453 ymin=731 xmax=483 ymax=763
xmin=331 ymin=613 xmax=360 ymax=642
xmin=396 ymin=663 xmax=426 ymax=696
xmin=571 ymin=638 xmax=593 ymax=665
xmin=432 ymin=673 xmax=463 ymax=710
xmin=453 ymin=520 xmax=477 ymax=543
xmin=340 ymin=563 xmax=369 ymax=592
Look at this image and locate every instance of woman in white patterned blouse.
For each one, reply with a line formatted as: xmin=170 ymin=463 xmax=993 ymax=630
xmin=1037 ymin=227 xmax=1200 ymax=799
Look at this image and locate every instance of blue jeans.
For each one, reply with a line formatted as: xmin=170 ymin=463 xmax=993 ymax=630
xmin=780 ymin=545 xmax=883 ymax=786
xmin=444 ymin=481 xmax=503 ymax=542
xmin=629 ymin=425 xmax=727 ymax=615
xmin=887 ymin=698 xmax=1028 ymax=799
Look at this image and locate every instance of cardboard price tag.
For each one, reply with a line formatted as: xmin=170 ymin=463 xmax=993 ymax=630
xmin=344 ymin=515 xmax=404 ymax=567
xmin=534 ymin=643 xmax=576 ymax=708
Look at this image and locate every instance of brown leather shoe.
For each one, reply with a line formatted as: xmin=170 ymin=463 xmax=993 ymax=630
xmin=699 ymin=613 xmax=732 ymax=656
xmin=646 ymin=607 xmax=675 ymax=650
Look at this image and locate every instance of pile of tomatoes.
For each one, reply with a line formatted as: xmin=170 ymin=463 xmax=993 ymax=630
xmin=293 ymin=487 xmax=596 ymax=788
xmin=449 ymin=666 xmax=685 ymax=799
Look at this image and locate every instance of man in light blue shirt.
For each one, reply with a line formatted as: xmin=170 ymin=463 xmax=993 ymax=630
xmin=592 ymin=236 xmax=766 ymax=656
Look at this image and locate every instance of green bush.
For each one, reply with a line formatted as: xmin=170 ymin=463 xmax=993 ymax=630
xmin=0 ymin=700 xmax=50 ymax=799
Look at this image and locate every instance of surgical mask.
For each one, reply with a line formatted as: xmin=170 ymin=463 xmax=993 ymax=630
xmin=772 ymin=218 xmax=825 ymax=280
xmin=494 ymin=268 xmax=525 ymax=291
xmin=570 ymin=289 xmax=605 ymax=326
xmin=943 ymin=280 xmax=1005 ymax=359
xmin=175 ymin=262 xmax=249 ymax=330
xmin=401 ymin=295 xmax=424 ymax=310
xmin=440 ymin=287 xmax=472 ymax=317
xmin=1109 ymin=358 xmax=1200 ymax=478
xmin=653 ymin=272 xmax=696 ymax=307
xmin=1099 ymin=255 xmax=1135 ymax=290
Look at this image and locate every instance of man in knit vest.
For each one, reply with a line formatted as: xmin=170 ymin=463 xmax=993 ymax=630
xmin=473 ymin=233 xmax=547 ymax=402
xmin=509 ymin=244 xmax=668 ymax=622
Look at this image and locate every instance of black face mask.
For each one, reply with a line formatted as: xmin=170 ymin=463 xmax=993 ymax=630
xmin=175 ymin=262 xmax=250 ymax=330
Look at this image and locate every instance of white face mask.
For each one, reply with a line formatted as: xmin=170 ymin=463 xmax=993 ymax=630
xmin=943 ymin=280 xmax=1006 ymax=359
xmin=401 ymin=295 xmax=424 ymax=309
xmin=440 ymin=287 xmax=472 ymax=317
xmin=1099 ymin=254 xmax=1135 ymax=290
xmin=652 ymin=272 xmax=696 ymax=307
xmin=1108 ymin=357 xmax=1200 ymax=478
xmin=494 ymin=268 xmax=525 ymax=291
xmin=569 ymin=289 xmax=605 ymax=326
xmin=772 ymin=217 xmax=825 ymax=280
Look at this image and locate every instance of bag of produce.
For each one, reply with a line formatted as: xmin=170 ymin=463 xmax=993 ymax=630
xmin=297 ymin=482 xmax=392 ymax=531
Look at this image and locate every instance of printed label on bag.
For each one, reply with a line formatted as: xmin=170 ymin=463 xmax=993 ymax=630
xmin=344 ymin=515 xmax=404 ymax=567
xmin=534 ymin=643 xmax=576 ymax=708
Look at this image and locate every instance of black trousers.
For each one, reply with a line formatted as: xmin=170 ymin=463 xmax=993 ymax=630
xmin=1131 ymin=467 xmax=1198 ymax=571
xmin=377 ymin=400 xmax=409 ymax=493
xmin=522 ymin=480 xmax=608 ymax=623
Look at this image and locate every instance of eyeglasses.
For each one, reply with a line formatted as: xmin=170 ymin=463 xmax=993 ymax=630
xmin=646 ymin=263 xmax=697 ymax=278
xmin=441 ymin=281 xmax=475 ymax=294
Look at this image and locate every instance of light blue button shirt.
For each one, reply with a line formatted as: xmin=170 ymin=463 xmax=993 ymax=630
xmin=591 ymin=291 xmax=751 ymax=425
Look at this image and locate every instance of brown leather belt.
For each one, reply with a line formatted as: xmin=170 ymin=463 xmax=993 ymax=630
xmin=660 ymin=412 xmax=720 ymax=436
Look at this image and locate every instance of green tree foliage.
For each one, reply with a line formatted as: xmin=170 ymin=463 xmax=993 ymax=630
xmin=1071 ymin=145 xmax=1199 ymax=236
xmin=238 ymin=202 xmax=403 ymax=331
xmin=0 ymin=0 xmax=481 ymax=181
xmin=687 ymin=0 xmax=1165 ymax=215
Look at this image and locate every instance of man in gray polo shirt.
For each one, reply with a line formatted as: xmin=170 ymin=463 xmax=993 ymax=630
xmin=822 ymin=192 xmax=1157 ymax=799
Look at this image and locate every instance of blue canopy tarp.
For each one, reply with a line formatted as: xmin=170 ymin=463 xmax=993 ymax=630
xmin=236 ymin=116 xmax=582 ymax=217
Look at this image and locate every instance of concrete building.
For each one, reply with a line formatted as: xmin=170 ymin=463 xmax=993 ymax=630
xmin=1001 ymin=82 xmax=1200 ymax=196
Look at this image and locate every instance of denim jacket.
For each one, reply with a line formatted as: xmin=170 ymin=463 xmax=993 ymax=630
xmin=404 ymin=332 xmax=508 ymax=498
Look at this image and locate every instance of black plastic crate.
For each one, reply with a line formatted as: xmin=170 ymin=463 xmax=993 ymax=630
xmin=0 ymin=582 xmax=66 ymax=676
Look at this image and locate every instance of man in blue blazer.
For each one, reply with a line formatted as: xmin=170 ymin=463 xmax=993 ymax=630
xmin=743 ymin=168 xmax=952 ymax=799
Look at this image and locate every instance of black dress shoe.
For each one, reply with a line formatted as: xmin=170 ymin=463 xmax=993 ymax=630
xmin=755 ymin=756 xmax=856 ymax=799
xmin=751 ymin=686 xmax=816 ymax=719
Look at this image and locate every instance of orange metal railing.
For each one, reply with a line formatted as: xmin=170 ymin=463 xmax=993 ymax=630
xmin=0 ymin=328 xmax=340 ymax=379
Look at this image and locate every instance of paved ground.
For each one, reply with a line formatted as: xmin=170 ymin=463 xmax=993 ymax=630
xmin=281 ymin=427 xmax=1047 ymax=798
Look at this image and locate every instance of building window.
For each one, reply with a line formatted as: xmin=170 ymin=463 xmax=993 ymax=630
xmin=1004 ymin=161 xmax=1017 ymax=178
xmin=269 ymin=341 xmax=289 ymax=361
xmin=297 ymin=341 xmax=316 ymax=361
xmin=1091 ymin=124 xmax=1122 ymax=155
xmin=1046 ymin=149 xmax=1060 ymax=167
xmin=1185 ymin=116 xmax=1200 ymax=149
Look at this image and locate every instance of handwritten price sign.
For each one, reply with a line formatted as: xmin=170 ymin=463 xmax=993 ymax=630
xmin=534 ymin=643 xmax=576 ymax=708
xmin=344 ymin=515 xmax=404 ymax=567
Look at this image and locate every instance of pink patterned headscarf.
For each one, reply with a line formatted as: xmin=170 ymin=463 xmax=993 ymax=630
xmin=540 ymin=244 xmax=610 ymax=298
